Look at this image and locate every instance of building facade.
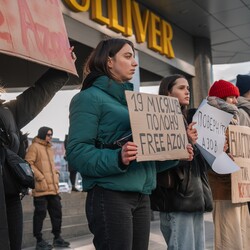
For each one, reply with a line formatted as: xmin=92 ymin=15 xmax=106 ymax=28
xmin=0 ymin=0 xmax=214 ymax=108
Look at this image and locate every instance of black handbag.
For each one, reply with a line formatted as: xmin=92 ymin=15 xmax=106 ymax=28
xmin=2 ymin=148 xmax=34 ymax=197
xmin=0 ymin=105 xmax=34 ymax=197
xmin=5 ymin=148 xmax=34 ymax=188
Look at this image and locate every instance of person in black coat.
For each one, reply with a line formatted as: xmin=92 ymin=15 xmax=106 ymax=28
xmin=0 ymin=67 xmax=70 ymax=250
xmin=150 ymin=75 xmax=213 ymax=250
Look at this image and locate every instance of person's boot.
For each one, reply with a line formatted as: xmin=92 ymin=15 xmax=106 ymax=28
xmin=36 ymin=239 xmax=53 ymax=250
xmin=53 ymin=236 xmax=70 ymax=247
xmin=71 ymin=186 xmax=80 ymax=192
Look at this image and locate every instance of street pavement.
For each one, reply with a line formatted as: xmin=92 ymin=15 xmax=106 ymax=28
xmin=23 ymin=213 xmax=214 ymax=250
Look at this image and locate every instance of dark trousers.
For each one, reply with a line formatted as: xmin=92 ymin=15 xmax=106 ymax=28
xmin=6 ymin=195 xmax=23 ymax=250
xmin=33 ymin=195 xmax=62 ymax=241
xmin=69 ymin=170 xmax=77 ymax=187
xmin=86 ymin=186 xmax=151 ymax=250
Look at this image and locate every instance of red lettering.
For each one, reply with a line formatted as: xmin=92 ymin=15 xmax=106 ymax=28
xmin=18 ymin=0 xmax=42 ymax=52
xmin=46 ymin=0 xmax=59 ymax=6
xmin=0 ymin=11 xmax=4 ymax=25
xmin=17 ymin=0 xmax=70 ymax=60
xmin=0 ymin=11 xmax=12 ymax=44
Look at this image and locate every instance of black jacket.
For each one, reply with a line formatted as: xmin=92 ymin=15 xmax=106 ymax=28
xmin=0 ymin=68 xmax=68 ymax=249
xmin=151 ymin=145 xmax=213 ymax=213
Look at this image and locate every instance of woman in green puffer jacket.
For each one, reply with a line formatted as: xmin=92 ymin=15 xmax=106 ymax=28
xmin=66 ymin=38 xmax=191 ymax=250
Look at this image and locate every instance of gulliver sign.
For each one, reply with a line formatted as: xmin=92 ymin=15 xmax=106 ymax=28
xmin=64 ymin=0 xmax=175 ymax=59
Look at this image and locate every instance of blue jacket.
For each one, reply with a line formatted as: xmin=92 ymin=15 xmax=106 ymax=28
xmin=67 ymin=76 xmax=177 ymax=194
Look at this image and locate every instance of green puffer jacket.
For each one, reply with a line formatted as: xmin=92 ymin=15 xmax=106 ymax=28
xmin=67 ymin=76 xmax=177 ymax=194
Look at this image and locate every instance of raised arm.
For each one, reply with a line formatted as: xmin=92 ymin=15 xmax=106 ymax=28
xmin=5 ymin=68 xmax=69 ymax=129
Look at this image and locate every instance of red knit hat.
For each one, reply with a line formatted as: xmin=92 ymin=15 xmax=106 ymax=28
xmin=208 ymin=80 xmax=240 ymax=99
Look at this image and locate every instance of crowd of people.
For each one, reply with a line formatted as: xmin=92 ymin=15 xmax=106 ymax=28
xmin=66 ymin=37 xmax=250 ymax=250
xmin=1 ymin=37 xmax=250 ymax=250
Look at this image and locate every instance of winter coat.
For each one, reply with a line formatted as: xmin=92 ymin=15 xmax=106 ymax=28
xmin=151 ymin=139 xmax=213 ymax=212
xmin=25 ymin=137 xmax=59 ymax=197
xmin=237 ymin=96 xmax=250 ymax=126
xmin=0 ymin=68 xmax=68 ymax=248
xmin=206 ymin=97 xmax=240 ymax=200
xmin=66 ymin=76 xmax=178 ymax=194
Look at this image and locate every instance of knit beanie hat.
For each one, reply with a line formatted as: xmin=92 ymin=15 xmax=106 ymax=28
xmin=208 ymin=80 xmax=239 ymax=99
xmin=37 ymin=126 xmax=53 ymax=140
xmin=236 ymin=74 xmax=250 ymax=96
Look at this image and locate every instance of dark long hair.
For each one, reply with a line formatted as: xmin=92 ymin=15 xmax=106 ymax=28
xmin=81 ymin=38 xmax=135 ymax=90
xmin=159 ymin=74 xmax=188 ymax=115
xmin=159 ymin=74 xmax=186 ymax=96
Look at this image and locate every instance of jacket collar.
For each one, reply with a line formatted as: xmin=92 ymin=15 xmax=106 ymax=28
xmin=92 ymin=76 xmax=134 ymax=106
xmin=33 ymin=137 xmax=52 ymax=147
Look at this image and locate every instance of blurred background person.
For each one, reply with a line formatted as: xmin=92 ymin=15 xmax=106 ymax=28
xmin=236 ymin=75 xmax=250 ymax=214
xmin=25 ymin=127 xmax=70 ymax=250
xmin=236 ymin=74 xmax=250 ymax=126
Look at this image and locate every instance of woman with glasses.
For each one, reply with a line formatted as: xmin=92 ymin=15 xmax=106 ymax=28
xmin=25 ymin=126 xmax=70 ymax=250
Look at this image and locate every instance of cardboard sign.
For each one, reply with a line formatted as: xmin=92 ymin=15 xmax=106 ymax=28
xmin=0 ymin=0 xmax=77 ymax=75
xmin=125 ymin=91 xmax=189 ymax=162
xmin=192 ymin=100 xmax=239 ymax=174
xmin=229 ymin=125 xmax=250 ymax=203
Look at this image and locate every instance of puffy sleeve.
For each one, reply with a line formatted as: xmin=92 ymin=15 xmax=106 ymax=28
xmin=6 ymin=68 xmax=69 ymax=129
xmin=25 ymin=144 xmax=44 ymax=181
xmin=66 ymin=91 xmax=127 ymax=177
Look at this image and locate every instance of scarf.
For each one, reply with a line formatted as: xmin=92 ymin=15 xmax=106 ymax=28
xmin=207 ymin=96 xmax=240 ymax=125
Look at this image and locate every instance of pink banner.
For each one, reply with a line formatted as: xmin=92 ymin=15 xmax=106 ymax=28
xmin=0 ymin=0 xmax=77 ymax=75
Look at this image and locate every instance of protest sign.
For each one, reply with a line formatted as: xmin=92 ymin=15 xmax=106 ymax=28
xmin=0 ymin=0 xmax=77 ymax=75
xmin=228 ymin=125 xmax=250 ymax=203
xmin=192 ymin=99 xmax=239 ymax=174
xmin=125 ymin=91 xmax=189 ymax=162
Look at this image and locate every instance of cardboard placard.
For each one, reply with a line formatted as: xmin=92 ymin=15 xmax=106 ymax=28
xmin=0 ymin=0 xmax=77 ymax=75
xmin=192 ymin=100 xmax=239 ymax=174
xmin=125 ymin=91 xmax=189 ymax=162
xmin=229 ymin=125 xmax=250 ymax=203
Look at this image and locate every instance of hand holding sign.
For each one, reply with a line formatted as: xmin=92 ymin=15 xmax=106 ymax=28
xmin=125 ymin=91 xmax=189 ymax=162
xmin=121 ymin=142 xmax=138 ymax=166
xmin=70 ymin=46 xmax=77 ymax=62
xmin=192 ymin=99 xmax=239 ymax=174
xmin=186 ymin=143 xmax=194 ymax=161
xmin=187 ymin=122 xmax=198 ymax=144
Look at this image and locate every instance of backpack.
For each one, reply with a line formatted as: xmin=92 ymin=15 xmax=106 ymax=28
xmin=0 ymin=105 xmax=34 ymax=198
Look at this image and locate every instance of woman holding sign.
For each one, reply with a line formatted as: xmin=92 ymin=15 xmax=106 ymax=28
xmin=150 ymin=74 xmax=213 ymax=250
xmin=207 ymin=79 xmax=250 ymax=250
xmin=66 ymin=38 xmax=193 ymax=250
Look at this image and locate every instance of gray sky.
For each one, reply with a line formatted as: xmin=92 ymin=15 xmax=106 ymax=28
xmin=2 ymin=61 xmax=250 ymax=140
xmin=213 ymin=61 xmax=250 ymax=81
